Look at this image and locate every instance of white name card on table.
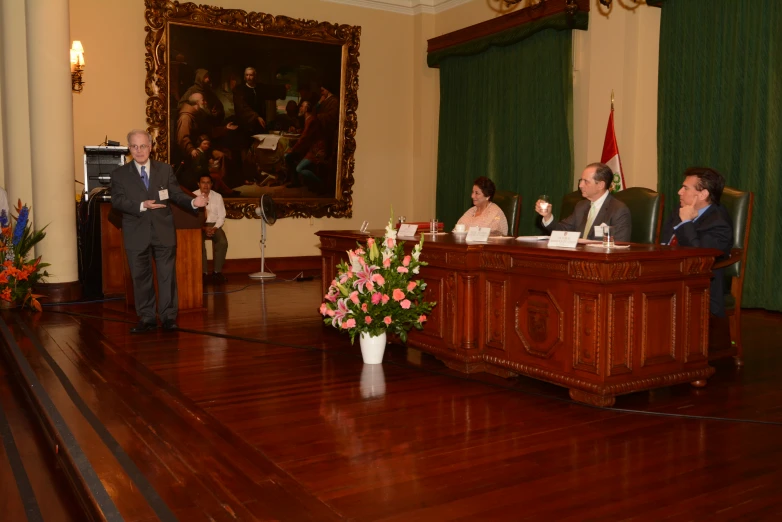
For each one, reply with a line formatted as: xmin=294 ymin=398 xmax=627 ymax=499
xmin=466 ymin=226 xmax=491 ymax=243
xmin=398 ymin=224 xmax=418 ymax=237
xmin=547 ymin=231 xmax=580 ymax=248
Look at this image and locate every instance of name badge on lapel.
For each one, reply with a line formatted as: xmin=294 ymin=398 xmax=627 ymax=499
xmin=158 ymin=186 xmax=169 ymax=201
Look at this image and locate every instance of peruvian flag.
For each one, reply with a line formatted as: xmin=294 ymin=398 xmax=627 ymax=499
xmin=601 ymin=109 xmax=626 ymax=192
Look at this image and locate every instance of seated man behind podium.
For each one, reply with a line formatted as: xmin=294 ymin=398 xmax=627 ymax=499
xmin=661 ymin=167 xmax=733 ymax=317
xmin=456 ymin=176 xmax=508 ymax=236
xmin=535 ymin=162 xmax=631 ymax=242
xmin=197 ymin=174 xmax=229 ymax=284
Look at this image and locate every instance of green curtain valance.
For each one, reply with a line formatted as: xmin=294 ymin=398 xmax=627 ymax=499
xmin=427 ymin=11 xmax=588 ymax=68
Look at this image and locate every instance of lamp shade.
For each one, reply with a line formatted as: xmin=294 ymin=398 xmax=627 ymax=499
xmin=70 ymin=41 xmax=84 ymax=67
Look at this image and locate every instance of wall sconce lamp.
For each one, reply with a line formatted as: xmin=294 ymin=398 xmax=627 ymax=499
xmin=70 ymin=40 xmax=85 ymax=93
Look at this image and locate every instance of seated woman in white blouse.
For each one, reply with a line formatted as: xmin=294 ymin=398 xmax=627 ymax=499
xmin=456 ymin=176 xmax=508 ymax=236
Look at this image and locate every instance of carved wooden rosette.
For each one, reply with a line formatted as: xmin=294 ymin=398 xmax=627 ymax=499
xmin=144 ymin=0 xmax=360 ymax=219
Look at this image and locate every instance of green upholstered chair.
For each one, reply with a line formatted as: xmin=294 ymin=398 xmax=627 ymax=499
xmin=493 ymin=190 xmax=521 ymax=236
xmin=712 ymin=187 xmax=754 ymax=366
xmin=612 ymin=187 xmax=664 ymax=244
xmin=559 ymin=190 xmax=584 ymax=222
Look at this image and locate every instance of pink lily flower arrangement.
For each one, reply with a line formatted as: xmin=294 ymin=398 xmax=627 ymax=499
xmin=320 ymin=214 xmax=436 ymax=343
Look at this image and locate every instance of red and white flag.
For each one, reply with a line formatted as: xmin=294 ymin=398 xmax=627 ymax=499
xmin=601 ymin=109 xmax=626 ymax=192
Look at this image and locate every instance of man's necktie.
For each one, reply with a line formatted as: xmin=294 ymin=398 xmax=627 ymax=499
xmin=582 ymin=203 xmax=596 ymax=239
xmin=140 ymin=166 xmax=149 ymax=190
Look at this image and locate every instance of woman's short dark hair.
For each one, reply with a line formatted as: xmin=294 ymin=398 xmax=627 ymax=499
xmin=683 ymin=167 xmax=726 ymax=205
xmin=473 ymin=176 xmax=496 ymax=200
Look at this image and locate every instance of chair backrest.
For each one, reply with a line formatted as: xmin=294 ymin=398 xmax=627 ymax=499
xmin=719 ymin=187 xmax=754 ymax=278
xmin=612 ymin=187 xmax=664 ymax=244
xmin=559 ymin=190 xmax=584 ymax=222
xmin=493 ymin=190 xmax=521 ymax=236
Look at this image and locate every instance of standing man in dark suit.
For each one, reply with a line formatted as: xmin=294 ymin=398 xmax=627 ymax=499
xmin=535 ymin=162 xmax=632 ymax=242
xmin=111 ymin=129 xmax=207 ymax=333
xmin=661 ymin=167 xmax=733 ymax=317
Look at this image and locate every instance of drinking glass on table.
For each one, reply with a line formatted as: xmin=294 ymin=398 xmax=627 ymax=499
xmin=537 ymin=194 xmax=551 ymax=214
xmin=430 ymin=218 xmax=439 ymax=234
xmin=602 ymin=225 xmax=615 ymax=248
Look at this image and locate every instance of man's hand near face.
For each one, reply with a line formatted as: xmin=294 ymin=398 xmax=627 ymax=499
xmin=679 ymin=203 xmax=698 ymax=223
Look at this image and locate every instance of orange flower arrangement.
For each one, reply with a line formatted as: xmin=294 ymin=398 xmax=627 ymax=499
xmin=0 ymin=200 xmax=49 ymax=311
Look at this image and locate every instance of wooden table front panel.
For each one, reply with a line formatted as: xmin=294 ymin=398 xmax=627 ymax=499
xmin=317 ymin=231 xmax=718 ymax=404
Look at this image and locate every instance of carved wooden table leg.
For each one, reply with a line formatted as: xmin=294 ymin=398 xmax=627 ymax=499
xmin=569 ymin=389 xmax=615 ymax=408
xmin=690 ymin=380 xmax=707 ymax=388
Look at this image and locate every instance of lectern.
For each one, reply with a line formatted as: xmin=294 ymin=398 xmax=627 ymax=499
xmin=121 ymin=200 xmax=206 ymax=313
xmin=95 ymin=190 xmax=205 ymax=313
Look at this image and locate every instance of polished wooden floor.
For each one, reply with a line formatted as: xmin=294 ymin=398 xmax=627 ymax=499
xmin=1 ymin=275 xmax=782 ymax=521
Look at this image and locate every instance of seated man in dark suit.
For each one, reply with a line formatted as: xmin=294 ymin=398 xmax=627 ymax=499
xmin=535 ymin=162 xmax=632 ymax=242
xmin=661 ymin=167 xmax=733 ymax=318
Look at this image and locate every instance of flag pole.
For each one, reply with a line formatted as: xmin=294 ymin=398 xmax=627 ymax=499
xmin=611 ymin=89 xmax=614 ymax=112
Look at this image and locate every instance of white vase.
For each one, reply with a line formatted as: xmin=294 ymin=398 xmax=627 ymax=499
xmin=359 ymin=331 xmax=387 ymax=364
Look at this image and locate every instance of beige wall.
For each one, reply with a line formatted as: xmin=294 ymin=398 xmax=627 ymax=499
xmin=70 ymin=0 xmax=421 ymax=259
xmin=573 ymin=3 xmax=660 ymax=190
xmin=68 ymin=0 xmax=660 ymax=260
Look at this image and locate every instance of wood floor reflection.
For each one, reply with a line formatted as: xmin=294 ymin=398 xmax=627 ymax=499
xmin=2 ymin=276 xmax=782 ymax=521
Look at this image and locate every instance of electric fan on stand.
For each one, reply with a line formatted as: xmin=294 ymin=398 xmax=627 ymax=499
xmin=249 ymin=194 xmax=277 ymax=280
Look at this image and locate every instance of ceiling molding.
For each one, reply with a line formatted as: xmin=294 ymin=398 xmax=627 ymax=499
xmin=322 ymin=0 xmax=474 ymax=16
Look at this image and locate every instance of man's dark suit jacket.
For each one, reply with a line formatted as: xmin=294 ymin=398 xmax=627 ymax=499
xmin=540 ymin=193 xmax=632 ymax=242
xmin=661 ymin=204 xmax=733 ymax=317
xmin=110 ymin=160 xmax=194 ymax=250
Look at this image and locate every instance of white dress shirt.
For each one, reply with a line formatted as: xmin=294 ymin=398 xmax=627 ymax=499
xmin=200 ymin=189 xmax=226 ymax=228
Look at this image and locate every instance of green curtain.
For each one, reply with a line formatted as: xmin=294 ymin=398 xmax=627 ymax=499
xmin=657 ymin=0 xmax=782 ymax=311
xmin=436 ymin=28 xmax=574 ymax=236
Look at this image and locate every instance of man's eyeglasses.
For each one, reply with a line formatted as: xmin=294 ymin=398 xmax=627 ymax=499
xmin=129 ymin=144 xmax=150 ymax=151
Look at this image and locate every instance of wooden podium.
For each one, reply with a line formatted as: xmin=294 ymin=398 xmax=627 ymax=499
xmin=99 ymin=198 xmax=205 ymax=313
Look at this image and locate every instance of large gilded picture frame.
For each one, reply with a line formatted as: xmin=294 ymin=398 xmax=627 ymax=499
xmin=144 ymin=0 xmax=360 ymax=219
